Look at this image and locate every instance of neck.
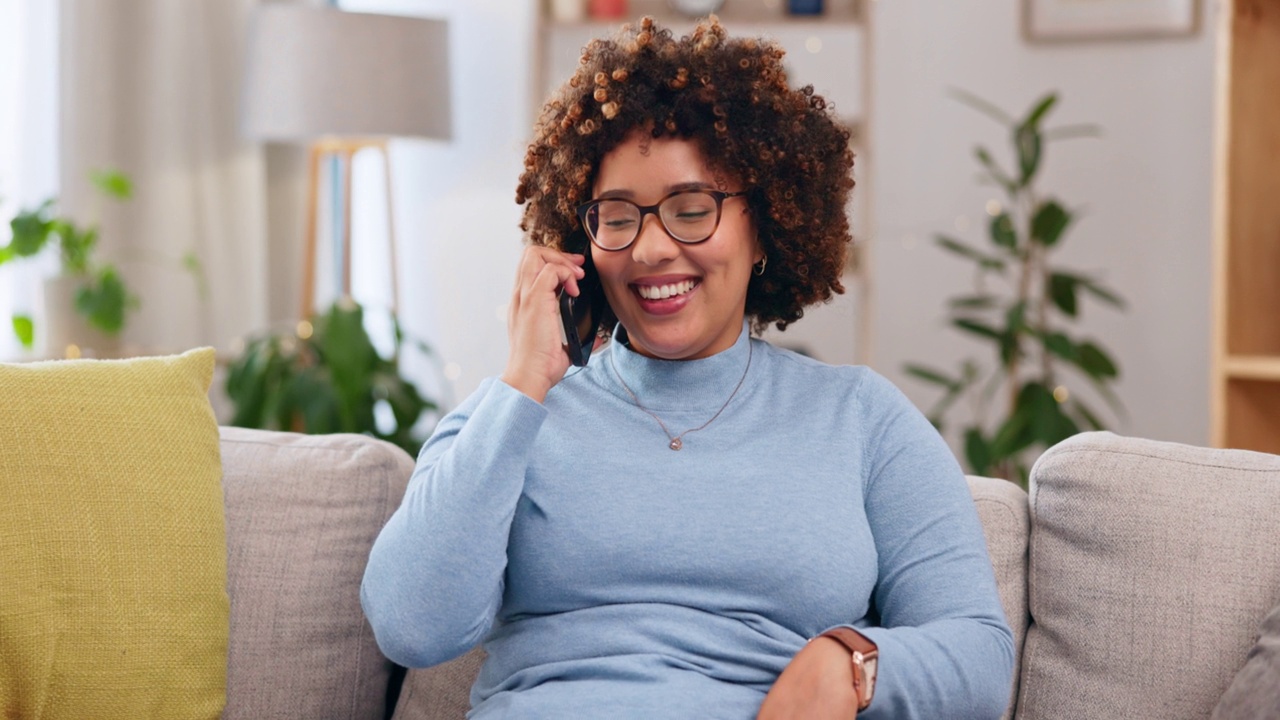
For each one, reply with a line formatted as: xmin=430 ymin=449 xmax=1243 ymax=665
xmin=604 ymin=320 xmax=755 ymax=413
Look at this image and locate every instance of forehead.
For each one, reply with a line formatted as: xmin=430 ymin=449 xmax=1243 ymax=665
xmin=592 ymin=132 xmax=719 ymax=196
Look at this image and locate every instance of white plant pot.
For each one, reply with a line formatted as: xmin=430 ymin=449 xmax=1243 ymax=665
xmin=42 ymin=275 xmax=121 ymax=358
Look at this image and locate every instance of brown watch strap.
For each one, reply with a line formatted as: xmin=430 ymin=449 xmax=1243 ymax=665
xmin=817 ymin=627 xmax=879 ymax=711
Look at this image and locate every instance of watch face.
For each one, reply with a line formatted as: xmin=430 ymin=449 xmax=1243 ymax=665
xmin=668 ymin=0 xmax=727 ymax=17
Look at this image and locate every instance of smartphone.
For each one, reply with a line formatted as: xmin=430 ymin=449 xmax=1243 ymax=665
xmin=559 ymin=231 xmax=608 ymax=367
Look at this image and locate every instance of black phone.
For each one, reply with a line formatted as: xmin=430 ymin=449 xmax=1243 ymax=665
xmin=559 ymin=231 xmax=608 ymax=367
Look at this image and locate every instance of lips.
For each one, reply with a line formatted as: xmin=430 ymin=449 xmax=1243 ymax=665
xmin=630 ymin=276 xmax=701 ymax=316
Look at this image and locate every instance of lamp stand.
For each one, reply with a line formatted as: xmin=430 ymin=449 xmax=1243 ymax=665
xmin=300 ymin=138 xmax=401 ymax=320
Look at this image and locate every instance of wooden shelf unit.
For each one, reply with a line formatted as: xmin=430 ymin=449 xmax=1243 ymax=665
xmin=1211 ymin=0 xmax=1280 ymax=453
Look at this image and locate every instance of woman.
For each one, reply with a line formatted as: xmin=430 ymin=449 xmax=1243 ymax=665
xmin=362 ymin=17 xmax=1013 ymax=719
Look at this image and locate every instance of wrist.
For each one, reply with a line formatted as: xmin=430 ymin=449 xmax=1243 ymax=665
xmin=815 ymin=627 xmax=879 ymax=711
xmin=500 ymin=370 xmax=550 ymax=404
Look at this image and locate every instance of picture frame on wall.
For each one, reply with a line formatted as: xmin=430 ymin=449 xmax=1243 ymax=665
xmin=1023 ymin=0 xmax=1201 ymax=42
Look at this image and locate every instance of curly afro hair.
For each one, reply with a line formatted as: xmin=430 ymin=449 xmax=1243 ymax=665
xmin=516 ymin=16 xmax=855 ymax=332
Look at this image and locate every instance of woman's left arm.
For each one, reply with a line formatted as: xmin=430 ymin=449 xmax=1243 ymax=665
xmin=761 ymin=371 xmax=1015 ymax=720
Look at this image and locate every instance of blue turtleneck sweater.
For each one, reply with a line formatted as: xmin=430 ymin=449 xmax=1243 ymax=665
xmin=361 ymin=324 xmax=1014 ymax=719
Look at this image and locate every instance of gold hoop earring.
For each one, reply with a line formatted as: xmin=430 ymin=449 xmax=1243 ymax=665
xmin=753 ymin=257 xmax=767 ymax=276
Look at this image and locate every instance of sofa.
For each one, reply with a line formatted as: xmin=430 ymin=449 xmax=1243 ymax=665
xmin=220 ymin=427 xmax=1280 ymax=719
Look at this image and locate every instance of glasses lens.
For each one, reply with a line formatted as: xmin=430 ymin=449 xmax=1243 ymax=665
xmin=660 ymin=191 xmax=719 ymax=243
xmin=588 ymin=200 xmax=641 ymax=250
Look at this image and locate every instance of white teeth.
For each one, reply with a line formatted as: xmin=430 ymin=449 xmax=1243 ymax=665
xmin=637 ymin=280 xmax=696 ymax=300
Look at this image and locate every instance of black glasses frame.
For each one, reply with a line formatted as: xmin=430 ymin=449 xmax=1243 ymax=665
xmin=575 ymin=189 xmax=748 ymax=252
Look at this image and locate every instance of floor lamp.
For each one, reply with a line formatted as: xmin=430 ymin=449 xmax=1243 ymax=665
xmin=240 ymin=5 xmax=451 ymax=320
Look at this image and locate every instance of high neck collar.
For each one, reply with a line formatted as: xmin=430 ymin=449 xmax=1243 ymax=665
xmin=603 ymin=321 xmax=755 ymax=412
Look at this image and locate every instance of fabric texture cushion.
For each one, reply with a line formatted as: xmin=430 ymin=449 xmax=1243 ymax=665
xmin=394 ymin=647 xmax=487 ymax=720
xmin=218 ymin=427 xmax=412 ymax=720
xmin=1016 ymin=432 xmax=1280 ymax=720
xmin=0 ymin=348 xmax=228 ymax=719
xmin=967 ymin=475 xmax=1030 ymax=720
xmin=1211 ymin=603 xmax=1280 ymax=720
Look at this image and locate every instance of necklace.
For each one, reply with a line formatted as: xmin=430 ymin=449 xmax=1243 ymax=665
xmin=609 ymin=338 xmax=753 ymax=451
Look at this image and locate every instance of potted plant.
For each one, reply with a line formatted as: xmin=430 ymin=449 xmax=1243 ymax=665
xmin=904 ymin=91 xmax=1126 ymax=486
xmin=225 ymin=299 xmax=440 ymax=456
xmin=1 ymin=170 xmax=204 ymax=356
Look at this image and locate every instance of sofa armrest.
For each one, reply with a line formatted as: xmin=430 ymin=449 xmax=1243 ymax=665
xmin=220 ymin=427 xmax=413 ymax=720
xmin=967 ymin=475 xmax=1030 ymax=720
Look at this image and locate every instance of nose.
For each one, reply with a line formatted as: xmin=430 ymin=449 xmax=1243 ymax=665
xmin=629 ymin=214 xmax=680 ymax=267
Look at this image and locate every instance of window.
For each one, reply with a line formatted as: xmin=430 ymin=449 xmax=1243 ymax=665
xmin=0 ymin=0 xmax=59 ymax=359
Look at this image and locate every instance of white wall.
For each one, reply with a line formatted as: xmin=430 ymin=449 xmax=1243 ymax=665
xmin=339 ymin=0 xmax=537 ymax=406
xmin=334 ymin=0 xmax=1217 ymax=450
xmin=867 ymin=0 xmax=1217 ymax=447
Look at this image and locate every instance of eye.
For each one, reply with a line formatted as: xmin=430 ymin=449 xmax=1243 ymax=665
xmin=673 ymin=209 xmax=712 ymax=222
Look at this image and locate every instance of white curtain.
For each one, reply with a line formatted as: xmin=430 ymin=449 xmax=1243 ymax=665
xmin=58 ymin=0 xmax=271 ymax=353
xmin=0 ymin=0 xmax=59 ymax=360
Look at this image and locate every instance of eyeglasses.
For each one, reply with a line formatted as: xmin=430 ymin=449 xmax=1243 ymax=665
xmin=576 ymin=189 xmax=748 ymax=251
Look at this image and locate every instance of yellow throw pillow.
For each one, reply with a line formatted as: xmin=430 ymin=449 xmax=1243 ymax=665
xmin=0 ymin=348 xmax=228 ymax=719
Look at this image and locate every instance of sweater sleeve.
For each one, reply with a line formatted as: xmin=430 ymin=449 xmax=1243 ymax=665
xmin=361 ymin=378 xmax=549 ymax=668
xmin=839 ymin=371 xmax=1015 ymax=720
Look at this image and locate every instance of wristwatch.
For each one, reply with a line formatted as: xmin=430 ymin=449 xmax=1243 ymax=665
xmin=817 ymin=627 xmax=879 ymax=711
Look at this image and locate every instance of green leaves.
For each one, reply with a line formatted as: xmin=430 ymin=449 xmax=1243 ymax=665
xmin=225 ymin=301 xmax=439 ymax=456
xmin=989 ymin=212 xmax=1017 ymax=250
xmin=1077 ymin=341 xmax=1119 ymax=379
xmin=936 ymin=235 xmax=1005 ymax=272
xmin=1032 ymin=201 xmax=1070 ymax=247
xmin=2 ymin=169 xmax=146 ymax=342
xmin=974 ymin=146 xmax=1017 ymax=193
xmin=1022 ymin=93 xmax=1058 ymax=129
xmin=1014 ymin=93 xmax=1055 ymax=186
xmin=902 ymin=88 xmax=1124 ymax=487
xmin=1049 ymin=273 xmax=1078 ymax=316
xmin=6 ymin=200 xmax=57 ymax=260
xmin=965 ymin=428 xmax=993 ymax=476
xmin=90 ymin=169 xmax=133 ymax=200
xmin=74 ymin=266 xmax=137 ymax=335
xmin=58 ymin=224 xmax=97 ymax=275
xmin=1048 ymin=272 xmax=1125 ymax=318
xmin=12 ymin=315 xmax=34 ymax=348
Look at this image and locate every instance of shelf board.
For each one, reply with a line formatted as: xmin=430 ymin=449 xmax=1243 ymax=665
xmin=547 ymin=0 xmax=863 ymax=29
xmin=1223 ymin=355 xmax=1280 ymax=381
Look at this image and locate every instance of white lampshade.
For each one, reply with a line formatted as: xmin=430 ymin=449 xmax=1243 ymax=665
xmin=240 ymin=5 xmax=451 ymax=142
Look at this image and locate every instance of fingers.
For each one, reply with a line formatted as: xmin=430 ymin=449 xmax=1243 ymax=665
xmin=512 ymin=246 xmax=585 ymax=306
xmin=528 ymin=260 xmax=580 ymax=302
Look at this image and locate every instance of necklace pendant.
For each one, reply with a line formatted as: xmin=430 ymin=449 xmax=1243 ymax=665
xmin=669 ymin=438 xmax=683 ymax=451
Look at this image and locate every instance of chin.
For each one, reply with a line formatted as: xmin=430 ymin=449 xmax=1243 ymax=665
xmin=621 ymin=321 xmax=709 ymax=360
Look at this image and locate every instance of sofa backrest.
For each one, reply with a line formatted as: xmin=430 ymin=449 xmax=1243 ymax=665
xmin=1015 ymin=432 xmax=1280 ymax=720
xmin=220 ymin=427 xmax=413 ymax=720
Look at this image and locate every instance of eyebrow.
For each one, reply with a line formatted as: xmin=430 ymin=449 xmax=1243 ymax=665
xmin=595 ymin=181 xmax=716 ymax=200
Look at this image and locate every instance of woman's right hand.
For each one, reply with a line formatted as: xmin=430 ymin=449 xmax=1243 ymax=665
xmin=499 ymin=245 xmax=586 ymax=404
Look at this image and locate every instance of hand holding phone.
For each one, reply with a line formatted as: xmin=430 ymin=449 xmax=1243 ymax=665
xmin=499 ymin=245 xmax=588 ymax=403
xmin=559 ymin=246 xmax=606 ymax=367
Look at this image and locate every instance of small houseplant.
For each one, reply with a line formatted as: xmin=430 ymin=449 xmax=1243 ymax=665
xmin=1 ymin=170 xmax=138 ymax=351
xmin=225 ymin=299 xmax=439 ymax=456
xmin=904 ymin=91 xmax=1126 ymax=486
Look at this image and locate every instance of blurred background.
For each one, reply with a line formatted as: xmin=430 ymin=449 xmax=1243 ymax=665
xmin=3 ymin=0 xmax=1251 ymax=474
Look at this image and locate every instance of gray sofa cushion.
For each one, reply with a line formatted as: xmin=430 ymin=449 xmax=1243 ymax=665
xmin=1016 ymin=432 xmax=1280 ymax=720
xmin=968 ymin=475 xmax=1031 ymax=720
xmin=220 ymin=427 xmax=412 ymax=720
xmin=394 ymin=647 xmax=487 ymax=720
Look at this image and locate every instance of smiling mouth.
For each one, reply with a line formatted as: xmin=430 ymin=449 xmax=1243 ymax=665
xmin=633 ymin=279 xmax=700 ymax=300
